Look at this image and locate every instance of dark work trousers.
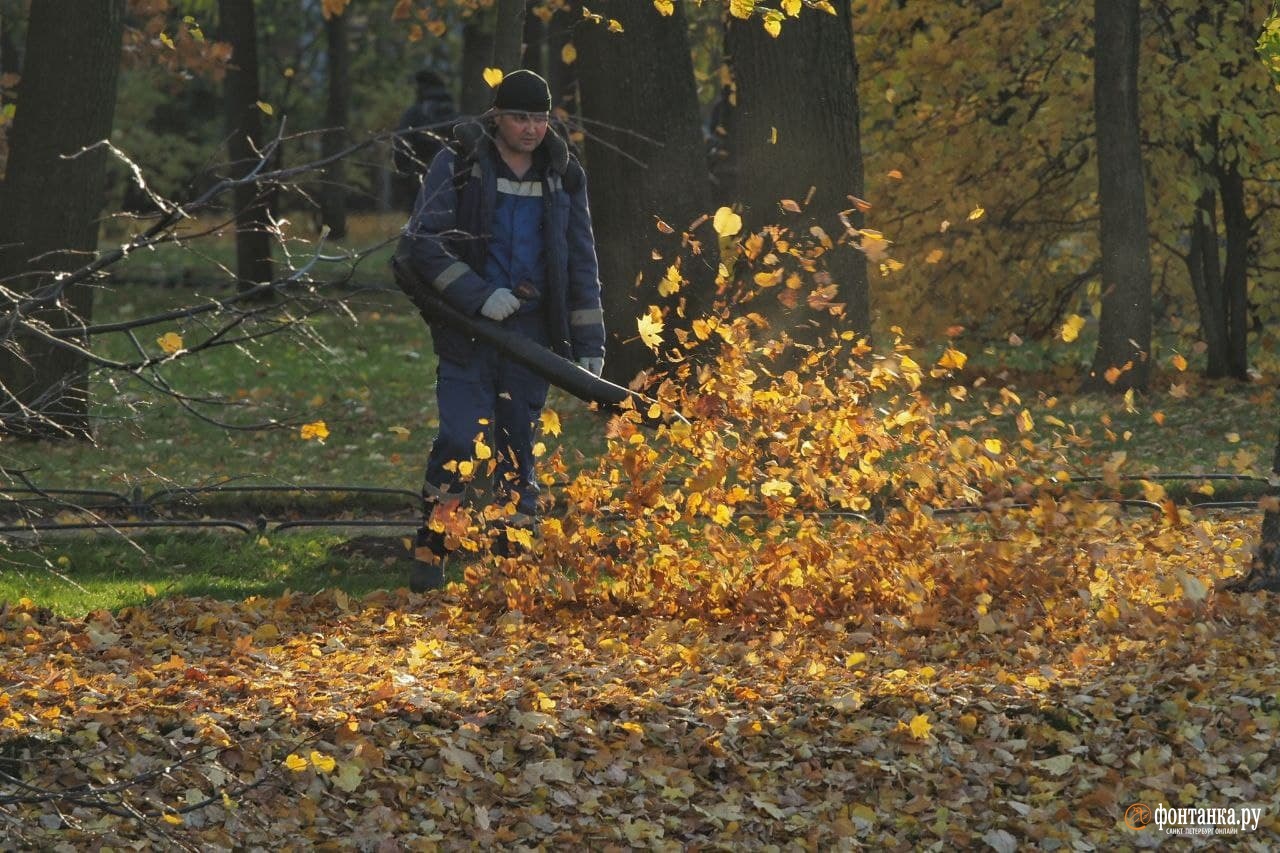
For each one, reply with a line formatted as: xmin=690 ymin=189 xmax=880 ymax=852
xmin=420 ymin=312 xmax=550 ymax=553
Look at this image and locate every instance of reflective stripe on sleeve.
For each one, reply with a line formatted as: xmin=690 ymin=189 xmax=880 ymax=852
xmin=570 ymin=307 xmax=604 ymax=326
xmin=432 ymin=261 xmax=471 ymax=292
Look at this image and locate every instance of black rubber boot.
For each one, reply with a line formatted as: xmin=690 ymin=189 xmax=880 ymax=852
xmin=409 ymin=526 xmax=447 ymax=593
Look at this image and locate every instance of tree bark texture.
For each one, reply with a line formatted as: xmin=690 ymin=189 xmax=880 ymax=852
xmin=460 ymin=18 xmax=495 ymax=116
xmin=576 ymin=1 xmax=720 ymax=386
xmin=1218 ymin=159 xmax=1250 ymax=379
xmin=320 ymin=8 xmax=350 ymax=241
xmin=545 ymin=8 xmax=578 ymax=115
xmin=219 ymin=0 xmax=274 ymax=290
xmin=0 ymin=0 xmax=124 ymax=438
xmin=1186 ymin=188 xmax=1230 ymax=378
xmin=1084 ymin=0 xmax=1152 ymax=393
xmin=490 ymin=0 xmax=527 ymax=75
xmin=725 ymin=4 xmax=871 ymax=342
xmin=521 ymin=0 xmax=543 ymax=74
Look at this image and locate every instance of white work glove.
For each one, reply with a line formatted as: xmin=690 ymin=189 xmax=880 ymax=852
xmin=576 ymin=356 xmax=604 ymax=377
xmin=480 ymin=289 xmax=520 ymax=321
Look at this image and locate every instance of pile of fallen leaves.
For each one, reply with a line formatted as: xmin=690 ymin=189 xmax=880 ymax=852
xmin=4 ymin=327 xmax=1279 ymax=848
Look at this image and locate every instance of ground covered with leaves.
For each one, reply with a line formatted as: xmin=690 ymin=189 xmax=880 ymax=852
xmin=4 ymin=324 xmax=1280 ymax=848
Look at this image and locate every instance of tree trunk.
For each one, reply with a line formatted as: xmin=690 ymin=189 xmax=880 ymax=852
xmin=491 ymin=0 xmax=527 ymax=74
xmin=1218 ymin=159 xmax=1249 ymax=380
xmin=460 ymin=18 xmax=495 ymax=116
xmin=319 ymin=7 xmax=349 ymax=241
xmin=1225 ymin=427 xmax=1280 ymax=593
xmin=1084 ymin=0 xmax=1151 ymax=393
xmin=1186 ymin=189 xmax=1231 ymax=378
xmin=576 ymin=1 xmax=720 ymax=386
xmin=0 ymin=0 xmax=124 ymax=439
xmin=545 ymin=7 xmax=577 ymax=115
xmin=725 ymin=3 xmax=870 ymax=343
xmin=0 ymin=16 xmax=20 ymax=75
xmin=219 ymin=0 xmax=273 ymax=291
xmin=521 ymin=0 xmax=543 ymax=74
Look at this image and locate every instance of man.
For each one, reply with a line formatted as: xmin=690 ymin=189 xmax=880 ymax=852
xmin=393 ymin=69 xmax=458 ymax=211
xmin=397 ymin=70 xmax=605 ymax=592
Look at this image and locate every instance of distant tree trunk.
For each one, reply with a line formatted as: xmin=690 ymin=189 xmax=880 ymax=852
xmin=1225 ymin=428 xmax=1280 ymax=593
xmin=725 ymin=4 xmax=870 ymax=343
xmin=1084 ymin=0 xmax=1151 ymax=393
xmin=1218 ymin=159 xmax=1249 ymax=379
xmin=0 ymin=16 xmax=19 ymax=75
xmin=0 ymin=0 xmax=124 ymax=438
xmin=1186 ymin=188 xmax=1230 ymax=378
xmin=219 ymin=0 xmax=273 ymax=290
xmin=546 ymin=7 xmax=577 ymax=115
xmin=521 ymin=0 xmax=543 ymax=74
xmin=460 ymin=18 xmax=495 ymax=116
xmin=576 ymin=1 xmax=720 ymax=386
xmin=491 ymin=0 xmax=526 ymax=74
xmin=319 ymin=7 xmax=349 ymax=241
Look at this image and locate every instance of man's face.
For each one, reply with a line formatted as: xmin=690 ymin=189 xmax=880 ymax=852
xmin=493 ymin=111 xmax=550 ymax=154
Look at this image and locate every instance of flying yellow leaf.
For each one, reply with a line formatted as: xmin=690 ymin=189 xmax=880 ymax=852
xmin=654 ymin=0 xmax=675 ymax=15
xmin=607 ymin=18 xmax=624 ymax=33
xmin=925 ymin=248 xmax=945 ymax=264
xmin=310 ymin=750 xmax=336 ymax=773
xmin=937 ymin=347 xmax=967 ymax=370
xmin=561 ymin=43 xmax=577 ymax=64
xmin=659 ymin=264 xmax=683 ymax=297
xmin=256 ymin=101 xmax=274 ymax=116
xmin=162 ymin=813 xmax=183 ymax=826
xmin=483 ymin=67 xmax=504 ymax=88
xmin=1060 ymin=314 xmax=1086 ymax=343
xmin=284 ymin=753 xmax=309 ymax=772
xmin=159 ymin=32 xmax=175 ymax=50
xmin=1172 ymin=353 xmax=1188 ymax=371
xmin=887 ymin=169 xmax=904 ymax=180
xmin=474 ymin=435 xmax=492 ymax=460
xmin=637 ymin=312 xmax=664 ymax=351
xmin=967 ymin=205 xmax=985 ymax=221
xmin=1104 ymin=366 xmax=1122 ymax=384
xmin=713 ymin=206 xmax=743 ymax=238
xmin=909 ymin=714 xmax=932 ymax=740
xmin=299 ymin=421 xmax=330 ymax=442
xmin=540 ymin=408 xmax=562 ymax=437
xmin=388 ymin=425 xmax=411 ymax=440
xmin=156 ymin=332 xmax=184 ymax=354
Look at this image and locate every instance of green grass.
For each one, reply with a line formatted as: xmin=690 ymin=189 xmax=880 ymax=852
xmin=0 ymin=532 xmax=413 ymax=617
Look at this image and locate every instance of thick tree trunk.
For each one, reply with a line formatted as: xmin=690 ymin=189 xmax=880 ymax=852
xmin=1084 ymin=0 xmax=1151 ymax=393
xmin=0 ymin=0 xmax=124 ymax=438
xmin=545 ymin=8 xmax=577 ymax=115
xmin=1225 ymin=428 xmax=1280 ymax=593
xmin=319 ymin=8 xmax=349 ymax=241
xmin=491 ymin=0 xmax=527 ymax=74
xmin=219 ymin=0 xmax=273 ymax=290
xmin=460 ymin=18 xmax=495 ymax=116
xmin=1219 ymin=160 xmax=1249 ymax=380
xmin=576 ymin=1 xmax=720 ymax=386
xmin=725 ymin=4 xmax=870 ymax=342
xmin=521 ymin=0 xmax=543 ymax=74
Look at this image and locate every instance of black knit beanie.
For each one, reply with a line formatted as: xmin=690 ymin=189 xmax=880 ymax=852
xmin=493 ymin=69 xmax=551 ymax=113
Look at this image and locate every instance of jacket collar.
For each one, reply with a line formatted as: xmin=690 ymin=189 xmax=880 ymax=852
xmin=453 ymin=118 xmax=570 ymax=175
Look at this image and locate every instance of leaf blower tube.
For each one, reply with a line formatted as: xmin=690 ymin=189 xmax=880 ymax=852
xmin=391 ymin=255 xmax=674 ymax=421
